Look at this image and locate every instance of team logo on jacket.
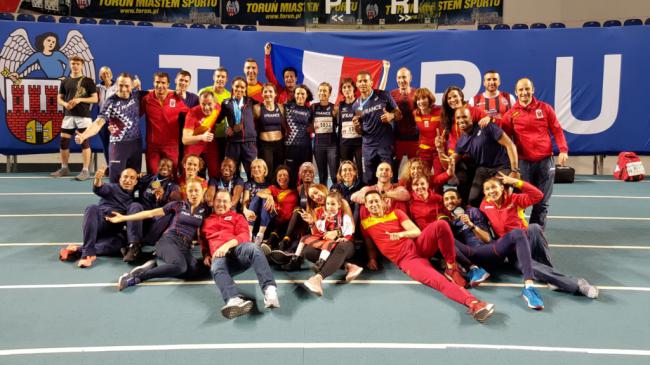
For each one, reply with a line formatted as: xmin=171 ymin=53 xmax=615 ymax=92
xmin=535 ymin=109 xmax=544 ymax=119
xmin=0 ymin=29 xmax=95 ymax=145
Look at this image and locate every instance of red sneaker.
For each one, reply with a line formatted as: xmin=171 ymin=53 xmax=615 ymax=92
xmin=59 ymin=244 xmax=81 ymax=261
xmin=77 ymin=255 xmax=96 ymax=268
xmin=468 ymin=301 xmax=495 ymax=323
xmin=444 ymin=265 xmax=467 ymax=288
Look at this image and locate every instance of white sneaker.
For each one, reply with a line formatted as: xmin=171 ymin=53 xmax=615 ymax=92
xmin=221 ymin=297 xmax=253 ymax=319
xmin=578 ymin=278 xmax=599 ymax=299
xmin=304 ymin=275 xmax=323 ymax=296
xmin=344 ymin=263 xmax=364 ymax=282
xmin=263 ymin=285 xmax=280 ymax=309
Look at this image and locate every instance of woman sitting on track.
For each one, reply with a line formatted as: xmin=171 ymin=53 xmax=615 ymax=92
xmin=251 ymin=165 xmax=298 ymax=249
xmin=330 ymin=160 xmax=363 ymax=211
xmin=399 ymin=157 xmax=453 ymax=194
xmin=297 ymin=191 xmax=363 ymax=296
xmin=206 ymin=157 xmax=244 ymax=211
xmin=265 ymin=162 xmax=316 ymax=253
xmin=242 ymin=158 xmax=270 ymax=236
xmin=111 ymin=178 xmax=210 ymax=291
xmin=455 ymin=174 xmax=598 ymax=301
xmin=454 ymin=173 xmax=546 ymax=310
xmin=177 ymin=154 xmax=208 ymax=201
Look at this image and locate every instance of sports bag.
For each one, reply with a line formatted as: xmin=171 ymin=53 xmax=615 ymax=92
xmin=614 ymin=152 xmax=645 ymax=181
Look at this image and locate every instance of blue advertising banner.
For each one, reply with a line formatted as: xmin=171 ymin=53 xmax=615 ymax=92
xmin=0 ymin=22 xmax=648 ymax=155
xmin=71 ymin=0 xmax=220 ymax=24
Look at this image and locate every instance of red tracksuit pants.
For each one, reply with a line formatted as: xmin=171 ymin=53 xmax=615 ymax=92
xmin=395 ymin=220 xmax=476 ymax=307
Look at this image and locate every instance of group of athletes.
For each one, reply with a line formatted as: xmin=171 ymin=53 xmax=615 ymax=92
xmin=54 ymin=43 xmax=598 ymax=322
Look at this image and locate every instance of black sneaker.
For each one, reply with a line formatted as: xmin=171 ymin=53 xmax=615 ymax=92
xmin=269 ymin=250 xmax=293 ymax=265
xmin=280 ymin=256 xmax=303 ymax=271
xmin=123 ymin=243 xmax=141 ymax=263
xmin=311 ymin=259 xmax=325 ymax=273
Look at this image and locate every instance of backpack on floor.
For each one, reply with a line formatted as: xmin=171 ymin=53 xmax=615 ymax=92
xmin=614 ymin=152 xmax=645 ymax=181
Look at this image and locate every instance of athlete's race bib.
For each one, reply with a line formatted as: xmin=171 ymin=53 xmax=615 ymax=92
xmin=341 ymin=121 xmax=361 ymax=139
xmin=314 ymin=117 xmax=334 ymax=134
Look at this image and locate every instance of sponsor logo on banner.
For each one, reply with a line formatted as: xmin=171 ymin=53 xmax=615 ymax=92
xmin=0 ymin=29 xmax=95 ymax=144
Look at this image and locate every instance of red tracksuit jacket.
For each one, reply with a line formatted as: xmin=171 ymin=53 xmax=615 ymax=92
xmin=479 ymin=181 xmax=544 ymax=238
xmin=502 ymin=97 xmax=568 ymax=162
xmin=200 ymin=211 xmax=250 ymax=257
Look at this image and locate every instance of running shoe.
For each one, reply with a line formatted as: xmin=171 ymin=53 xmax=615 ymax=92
xmin=59 ymin=244 xmax=81 ymax=261
xmin=122 ymin=243 xmax=141 ymax=263
xmin=117 ymin=272 xmax=139 ymax=291
xmin=263 ymin=286 xmax=280 ymax=309
xmin=50 ymin=167 xmax=70 ymax=178
xmin=577 ymin=278 xmax=599 ymax=299
xmin=521 ymin=286 xmax=545 ymax=310
xmin=304 ymin=275 xmax=323 ymax=296
xmin=444 ymin=265 xmax=467 ymax=288
xmin=344 ymin=263 xmax=364 ymax=282
xmin=468 ymin=267 xmax=490 ymax=287
xmin=75 ymin=170 xmax=90 ymax=181
xmin=221 ymin=297 xmax=254 ymax=319
xmin=269 ymin=250 xmax=293 ymax=265
xmin=468 ymin=301 xmax=495 ymax=323
xmin=260 ymin=243 xmax=272 ymax=256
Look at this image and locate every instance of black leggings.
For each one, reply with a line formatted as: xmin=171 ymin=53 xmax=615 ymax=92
xmin=303 ymin=240 xmax=355 ymax=278
xmin=137 ymin=233 xmax=201 ymax=281
xmin=313 ymin=144 xmax=338 ymax=185
xmin=285 ymin=144 xmax=312 ymax=187
xmin=259 ymin=139 xmax=285 ymax=176
xmin=340 ymin=144 xmax=363 ymax=177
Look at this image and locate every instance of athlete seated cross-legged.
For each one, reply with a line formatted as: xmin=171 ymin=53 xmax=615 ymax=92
xmin=59 ymin=167 xmax=138 ymax=268
xmin=361 ymin=190 xmax=495 ymax=323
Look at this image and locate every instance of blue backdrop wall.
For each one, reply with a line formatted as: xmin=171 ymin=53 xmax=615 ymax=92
xmin=0 ymin=22 xmax=648 ymax=155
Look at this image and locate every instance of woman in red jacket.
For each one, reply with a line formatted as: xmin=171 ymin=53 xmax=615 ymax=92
xmin=454 ymin=173 xmax=545 ymax=310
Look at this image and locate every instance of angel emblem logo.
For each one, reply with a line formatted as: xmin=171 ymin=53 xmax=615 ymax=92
xmin=226 ymin=0 xmax=240 ymax=16
xmin=0 ymin=29 xmax=95 ymax=144
xmin=366 ymin=3 xmax=379 ymax=20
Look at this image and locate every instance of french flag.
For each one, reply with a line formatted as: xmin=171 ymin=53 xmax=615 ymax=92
xmin=269 ymin=43 xmax=390 ymax=103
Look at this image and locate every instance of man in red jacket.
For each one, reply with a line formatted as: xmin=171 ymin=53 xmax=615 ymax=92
xmin=201 ymin=189 xmax=279 ymax=319
xmin=502 ymin=78 xmax=569 ymax=228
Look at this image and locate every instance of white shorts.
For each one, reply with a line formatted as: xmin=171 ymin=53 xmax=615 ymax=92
xmin=61 ymin=116 xmax=92 ymax=130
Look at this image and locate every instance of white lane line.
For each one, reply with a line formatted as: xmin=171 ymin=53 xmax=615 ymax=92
xmin=0 ymin=192 xmax=92 ymax=196
xmin=553 ymin=195 xmax=650 ymax=199
xmin=576 ymin=179 xmax=650 ymax=183
xmin=549 ymin=244 xmax=650 ymax=250
xmin=1 ymin=342 xmax=649 ymax=357
xmin=1 ymin=280 xmax=649 ymax=292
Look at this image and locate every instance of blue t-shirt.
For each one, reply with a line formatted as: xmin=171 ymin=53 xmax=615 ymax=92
xmin=137 ymin=174 xmax=179 ymax=210
xmin=353 ymin=89 xmax=398 ymax=148
xmin=450 ymin=207 xmax=492 ymax=248
xmin=98 ymin=93 xmax=142 ymax=143
xmin=244 ymin=180 xmax=269 ymax=198
xmin=455 ymin=123 xmax=510 ymax=168
xmin=209 ymin=176 xmax=245 ymax=195
xmin=284 ymin=102 xmax=312 ymax=146
xmin=162 ymin=201 xmax=209 ymax=240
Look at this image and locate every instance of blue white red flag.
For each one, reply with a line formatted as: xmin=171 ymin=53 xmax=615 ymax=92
xmin=269 ymin=42 xmax=390 ymax=103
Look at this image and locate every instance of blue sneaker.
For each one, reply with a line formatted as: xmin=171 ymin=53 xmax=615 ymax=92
xmin=521 ymin=286 xmax=544 ymax=310
xmin=117 ymin=272 xmax=139 ymax=291
xmin=468 ymin=267 xmax=490 ymax=287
